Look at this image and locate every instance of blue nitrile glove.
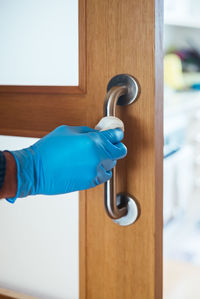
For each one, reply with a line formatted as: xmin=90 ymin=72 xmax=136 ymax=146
xmin=7 ymin=125 xmax=127 ymax=203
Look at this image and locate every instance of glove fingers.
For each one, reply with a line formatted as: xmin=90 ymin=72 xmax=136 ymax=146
xmin=106 ymin=142 xmax=127 ymax=160
xmin=101 ymin=159 xmax=117 ymax=171
xmin=99 ymin=128 xmax=124 ymax=144
xmin=48 ymin=125 xmax=96 ymax=136
xmin=71 ymin=126 xmax=97 ymax=133
xmin=95 ymin=165 xmax=112 ymax=185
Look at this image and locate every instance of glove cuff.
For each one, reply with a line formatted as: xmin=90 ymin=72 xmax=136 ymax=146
xmin=6 ymin=148 xmax=39 ymax=203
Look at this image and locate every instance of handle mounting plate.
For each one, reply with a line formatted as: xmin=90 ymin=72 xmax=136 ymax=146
xmin=107 ymin=74 xmax=139 ymax=106
xmin=113 ymin=194 xmax=139 ymax=226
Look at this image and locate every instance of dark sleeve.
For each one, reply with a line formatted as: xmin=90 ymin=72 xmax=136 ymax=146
xmin=0 ymin=151 xmax=6 ymax=189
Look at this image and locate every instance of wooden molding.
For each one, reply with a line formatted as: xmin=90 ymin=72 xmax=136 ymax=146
xmin=0 ymin=129 xmax=48 ymax=138
xmin=0 ymin=288 xmax=37 ymax=299
xmin=0 ymin=86 xmax=85 ymax=95
xmin=0 ymin=0 xmax=86 ymax=95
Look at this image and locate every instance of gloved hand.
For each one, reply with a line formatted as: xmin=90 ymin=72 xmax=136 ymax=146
xmin=7 ymin=125 xmax=127 ymax=203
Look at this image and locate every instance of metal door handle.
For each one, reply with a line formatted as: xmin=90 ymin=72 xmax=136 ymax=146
xmin=103 ymin=74 xmax=139 ymax=226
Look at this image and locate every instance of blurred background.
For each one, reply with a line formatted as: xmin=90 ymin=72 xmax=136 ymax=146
xmin=163 ymin=0 xmax=200 ymax=298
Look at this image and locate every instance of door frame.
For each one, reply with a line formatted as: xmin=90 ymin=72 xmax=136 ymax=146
xmin=0 ymin=0 xmax=163 ymax=298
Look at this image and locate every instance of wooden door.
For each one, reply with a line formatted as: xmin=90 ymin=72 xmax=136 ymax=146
xmin=0 ymin=0 xmax=163 ymax=298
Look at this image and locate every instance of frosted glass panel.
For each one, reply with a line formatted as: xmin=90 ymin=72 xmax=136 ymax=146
xmin=0 ymin=136 xmax=79 ymax=299
xmin=0 ymin=0 xmax=78 ymax=85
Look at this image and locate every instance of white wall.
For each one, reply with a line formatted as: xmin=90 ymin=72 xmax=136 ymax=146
xmin=0 ymin=136 xmax=79 ymax=299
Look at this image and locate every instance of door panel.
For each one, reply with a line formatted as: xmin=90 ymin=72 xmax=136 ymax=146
xmin=0 ymin=0 xmax=163 ymax=298
xmin=84 ymin=0 xmax=163 ymax=298
xmin=0 ymin=136 xmax=79 ymax=299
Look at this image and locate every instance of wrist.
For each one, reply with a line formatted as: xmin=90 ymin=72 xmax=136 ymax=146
xmin=0 ymin=151 xmax=17 ymax=199
xmin=8 ymin=148 xmax=39 ymax=202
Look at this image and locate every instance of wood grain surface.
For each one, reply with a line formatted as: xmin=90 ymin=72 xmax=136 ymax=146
xmin=0 ymin=288 xmax=37 ymax=299
xmin=84 ymin=0 xmax=163 ymax=298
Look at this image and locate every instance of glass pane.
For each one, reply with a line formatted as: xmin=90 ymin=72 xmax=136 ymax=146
xmin=0 ymin=136 xmax=79 ymax=299
xmin=0 ymin=0 xmax=78 ymax=86
xmin=164 ymin=0 xmax=200 ymax=298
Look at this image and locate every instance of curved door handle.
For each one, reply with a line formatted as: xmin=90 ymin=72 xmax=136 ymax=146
xmin=103 ymin=74 xmax=139 ymax=226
